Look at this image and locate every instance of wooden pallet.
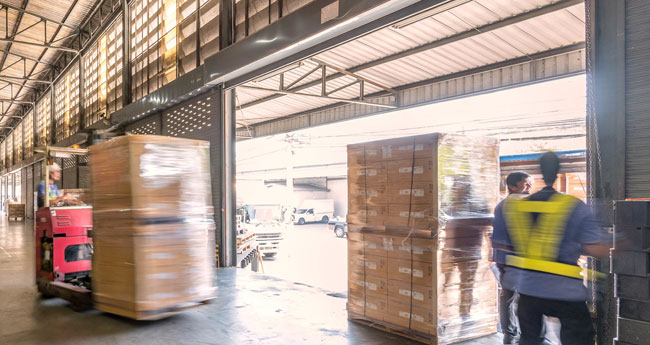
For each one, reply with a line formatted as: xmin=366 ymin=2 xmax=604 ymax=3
xmin=348 ymin=311 xmax=438 ymax=345
xmin=96 ymin=298 xmax=213 ymax=321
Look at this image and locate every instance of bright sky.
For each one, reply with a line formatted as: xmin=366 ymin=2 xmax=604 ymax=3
xmin=237 ymin=74 xmax=586 ymax=179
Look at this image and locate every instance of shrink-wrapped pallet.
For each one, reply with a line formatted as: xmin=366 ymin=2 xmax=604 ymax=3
xmin=90 ymin=135 xmax=215 ymax=320
xmin=346 ymin=133 xmax=499 ymax=344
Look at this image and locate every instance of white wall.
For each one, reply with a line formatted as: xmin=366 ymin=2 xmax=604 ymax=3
xmin=326 ymin=179 xmax=347 ymax=217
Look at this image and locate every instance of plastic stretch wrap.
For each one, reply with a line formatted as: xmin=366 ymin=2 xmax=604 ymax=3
xmin=346 ymin=133 xmax=499 ymax=344
xmin=90 ymin=135 xmax=216 ymax=320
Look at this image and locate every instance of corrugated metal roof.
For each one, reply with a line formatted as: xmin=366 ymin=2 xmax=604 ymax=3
xmin=0 ymin=0 xmax=96 ymax=123
xmin=236 ymin=0 xmax=586 ymax=129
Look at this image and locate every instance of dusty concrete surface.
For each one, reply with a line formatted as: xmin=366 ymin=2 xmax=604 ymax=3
xmin=0 ymin=219 xmax=498 ymax=345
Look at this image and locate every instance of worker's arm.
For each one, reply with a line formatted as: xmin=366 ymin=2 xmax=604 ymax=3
xmin=578 ymin=203 xmax=611 ymax=259
xmin=583 ymin=243 xmax=610 ymax=258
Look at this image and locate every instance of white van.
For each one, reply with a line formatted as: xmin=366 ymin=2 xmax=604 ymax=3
xmin=293 ymin=199 xmax=335 ymax=225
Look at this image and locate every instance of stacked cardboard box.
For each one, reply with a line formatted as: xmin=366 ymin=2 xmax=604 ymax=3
xmin=346 ymin=133 xmax=499 ymax=344
xmin=613 ymin=201 xmax=650 ymax=345
xmin=90 ymin=135 xmax=216 ymax=320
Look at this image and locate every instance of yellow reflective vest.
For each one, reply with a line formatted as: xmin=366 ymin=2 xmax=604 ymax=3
xmin=503 ymin=193 xmax=602 ymax=280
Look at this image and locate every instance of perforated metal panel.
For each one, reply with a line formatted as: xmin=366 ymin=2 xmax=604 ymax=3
xmin=62 ymin=157 xmax=78 ymax=189
xmin=161 ymin=89 xmax=221 ymax=256
xmin=36 ymin=91 xmax=52 ymax=146
xmin=163 ymin=92 xmax=215 ymax=138
xmin=23 ymin=110 xmax=34 ymax=159
xmin=625 ymin=0 xmax=650 ymax=198
xmin=14 ymin=122 xmax=22 ymax=163
xmin=125 ymin=115 xmax=162 ymax=135
xmin=54 ymin=62 xmax=81 ymax=143
xmin=83 ymin=16 xmax=124 ymax=127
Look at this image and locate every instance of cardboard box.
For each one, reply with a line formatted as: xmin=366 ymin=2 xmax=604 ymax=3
xmin=365 ymin=275 xmax=387 ymax=297
xmin=385 ymin=300 xmax=435 ymax=335
xmin=347 ymin=290 xmax=365 ymax=315
xmin=387 ymin=258 xmax=434 ymax=287
xmin=348 ymin=162 xmax=386 ymax=185
xmin=348 ymin=183 xmax=387 ymax=206
xmin=385 ymin=204 xmax=436 ymax=229
xmin=364 ymin=234 xmax=387 ymax=257
xmin=365 ymin=294 xmax=388 ymax=321
xmin=388 ymin=279 xmax=434 ymax=307
xmin=386 ymin=158 xmax=435 ymax=183
xmin=347 ymin=203 xmax=387 ymax=226
xmin=387 ymin=181 xmax=435 ymax=205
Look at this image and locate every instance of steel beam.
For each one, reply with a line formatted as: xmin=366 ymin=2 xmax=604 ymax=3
xmin=0 ymin=38 xmax=79 ymax=53
xmin=0 ymin=76 xmax=51 ymax=84
xmin=0 ymin=78 xmax=36 ymax=90
xmin=0 ymin=48 xmax=53 ymax=66
xmin=243 ymin=45 xmax=586 ymax=136
xmin=238 ymin=85 xmax=397 ymax=108
xmin=0 ymin=1 xmax=80 ymax=31
xmin=0 ymin=99 xmax=33 ymax=104
xmin=240 ymin=0 xmax=584 ymax=109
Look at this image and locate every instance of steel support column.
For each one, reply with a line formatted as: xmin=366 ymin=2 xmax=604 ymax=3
xmin=221 ymin=87 xmax=236 ymax=268
xmin=122 ymin=0 xmax=131 ymax=107
xmin=589 ymin=0 xmax=626 ymax=344
xmin=219 ymin=0 xmax=234 ymax=50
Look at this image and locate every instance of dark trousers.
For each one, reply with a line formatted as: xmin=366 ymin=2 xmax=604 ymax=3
xmin=518 ymin=294 xmax=595 ymax=345
xmin=497 ymin=264 xmax=519 ymax=341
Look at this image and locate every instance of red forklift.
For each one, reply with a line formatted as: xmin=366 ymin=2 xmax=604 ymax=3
xmin=35 ymin=146 xmax=94 ymax=310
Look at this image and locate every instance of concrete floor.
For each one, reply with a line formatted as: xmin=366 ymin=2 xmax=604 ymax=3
xmin=0 ymin=218 xmax=498 ymax=345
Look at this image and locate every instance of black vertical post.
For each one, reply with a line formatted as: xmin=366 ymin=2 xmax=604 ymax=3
xmin=589 ymin=1 xmax=626 ymax=344
xmin=122 ymin=0 xmax=132 ymax=107
xmin=219 ymin=0 xmax=234 ymax=51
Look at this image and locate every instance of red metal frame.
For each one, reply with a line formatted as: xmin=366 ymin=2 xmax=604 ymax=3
xmin=35 ymin=207 xmax=92 ymax=282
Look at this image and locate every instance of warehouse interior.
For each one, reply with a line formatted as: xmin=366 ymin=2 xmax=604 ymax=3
xmin=0 ymin=0 xmax=643 ymax=344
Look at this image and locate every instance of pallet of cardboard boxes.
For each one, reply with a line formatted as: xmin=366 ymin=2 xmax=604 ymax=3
xmin=90 ymin=135 xmax=216 ymax=320
xmin=346 ymin=133 xmax=499 ymax=344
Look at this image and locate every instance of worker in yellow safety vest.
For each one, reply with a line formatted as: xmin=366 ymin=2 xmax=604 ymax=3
xmin=491 ymin=151 xmax=609 ymax=345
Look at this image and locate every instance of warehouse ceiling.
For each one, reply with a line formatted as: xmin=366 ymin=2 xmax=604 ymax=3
xmin=0 ymin=0 xmax=96 ymax=127
xmin=235 ymin=0 xmax=586 ymax=136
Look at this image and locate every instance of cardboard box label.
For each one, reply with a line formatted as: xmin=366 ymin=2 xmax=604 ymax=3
xmin=366 ymin=149 xmax=379 ymax=158
xmin=412 ymin=313 xmax=424 ymax=323
xmin=398 ymin=144 xmax=424 ymax=152
xmin=399 ymin=289 xmax=411 ymax=297
xmin=399 ymin=245 xmax=410 ymax=253
xmin=367 ymin=243 xmax=378 ymax=250
xmin=413 ymin=269 xmax=424 ymax=278
xmin=367 ymin=262 xmax=377 ymax=270
xmin=413 ymin=247 xmax=424 ymax=255
xmin=398 ymin=189 xmax=424 ymax=196
xmin=367 ymin=302 xmax=378 ymax=311
xmin=356 ymin=169 xmax=378 ymax=176
xmin=399 ymin=267 xmax=411 ymax=275
xmin=367 ymin=282 xmax=378 ymax=291
xmin=399 ymin=211 xmax=425 ymax=218
xmin=355 ymin=280 xmax=365 ymax=288
xmin=413 ymin=291 xmax=424 ymax=301
xmin=398 ymin=166 xmax=424 ymax=174
xmin=399 ymin=311 xmax=410 ymax=320
xmin=359 ymin=210 xmax=378 ymax=217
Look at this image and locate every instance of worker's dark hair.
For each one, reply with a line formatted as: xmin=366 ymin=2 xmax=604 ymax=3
xmin=506 ymin=171 xmax=531 ymax=189
xmin=540 ymin=151 xmax=560 ymax=185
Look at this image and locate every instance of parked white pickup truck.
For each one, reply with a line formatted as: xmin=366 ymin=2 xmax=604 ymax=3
xmin=293 ymin=199 xmax=334 ymax=225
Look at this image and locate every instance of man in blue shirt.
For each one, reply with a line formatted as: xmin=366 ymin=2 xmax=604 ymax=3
xmin=494 ymin=171 xmax=532 ymax=344
xmin=37 ymin=163 xmax=68 ymax=209
xmin=492 ymin=152 xmax=609 ymax=345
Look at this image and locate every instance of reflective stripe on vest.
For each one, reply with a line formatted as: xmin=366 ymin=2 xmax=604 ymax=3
xmin=504 ymin=193 xmax=598 ymax=280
